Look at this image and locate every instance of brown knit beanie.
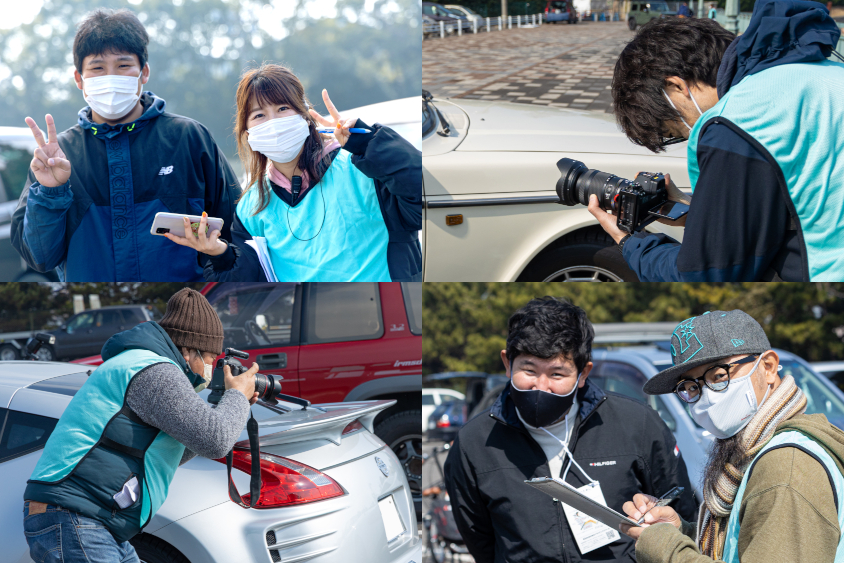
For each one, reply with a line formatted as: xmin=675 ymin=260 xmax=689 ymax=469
xmin=159 ymin=288 xmax=224 ymax=355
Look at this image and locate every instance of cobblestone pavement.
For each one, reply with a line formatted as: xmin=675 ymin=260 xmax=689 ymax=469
xmin=423 ymin=22 xmax=633 ymax=112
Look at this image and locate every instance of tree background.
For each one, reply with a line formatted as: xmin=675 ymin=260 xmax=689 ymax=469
xmin=0 ymin=0 xmax=420 ymax=178
xmin=423 ymin=282 xmax=844 ymax=375
xmin=0 ymin=282 xmax=204 ymax=332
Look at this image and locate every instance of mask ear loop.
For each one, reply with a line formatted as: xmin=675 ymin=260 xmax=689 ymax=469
xmin=541 ymin=417 xmax=598 ymax=486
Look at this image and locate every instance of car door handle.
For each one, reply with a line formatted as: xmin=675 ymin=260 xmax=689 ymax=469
xmin=256 ymin=353 xmax=287 ymax=370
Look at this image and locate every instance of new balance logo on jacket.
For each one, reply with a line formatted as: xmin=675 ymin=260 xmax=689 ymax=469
xmin=158 ymin=166 xmax=174 ymax=175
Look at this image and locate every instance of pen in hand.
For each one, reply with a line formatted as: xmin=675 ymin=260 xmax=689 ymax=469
xmin=636 ymin=486 xmax=684 ymax=525
xmin=318 ymin=127 xmax=371 ymax=134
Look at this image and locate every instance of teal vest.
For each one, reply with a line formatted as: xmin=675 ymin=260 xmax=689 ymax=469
xmin=237 ymin=150 xmax=392 ymax=281
xmin=25 ymin=349 xmax=187 ymax=543
xmin=687 ymin=60 xmax=844 ymax=280
xmin=722 ymin=430 xmax=844 ymax=562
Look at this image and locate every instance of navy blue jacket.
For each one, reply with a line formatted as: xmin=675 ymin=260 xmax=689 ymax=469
xmin=622 ymin=0 xmax=841 ymax=281
xmin=205 ymin=119 xmax=422 ymax=281
xmin=10 ymin=93 xmax=241 ymax=281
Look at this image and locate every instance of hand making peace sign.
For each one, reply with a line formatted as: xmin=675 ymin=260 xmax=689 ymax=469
xmin=25 ymin=114 xmax=71 ymax=188
xmin=308 ymin=89 xmax=358 ymax=148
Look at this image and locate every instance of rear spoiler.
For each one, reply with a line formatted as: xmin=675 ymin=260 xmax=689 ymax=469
xmin=243 ymin=400 xmax=396 ymax=448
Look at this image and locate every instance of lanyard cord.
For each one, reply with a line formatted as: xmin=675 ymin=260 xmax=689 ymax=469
xmin=540 ymin=416 xmax=597 ymax=485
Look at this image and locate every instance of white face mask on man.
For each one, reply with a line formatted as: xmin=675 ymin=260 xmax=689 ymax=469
xmin=247 ymin=114 xmax=311 ymax=164
xmin=662 ymin=79 xmax=703 ymax=132
xmin=82 ymin=70 xmax=144 ymax=120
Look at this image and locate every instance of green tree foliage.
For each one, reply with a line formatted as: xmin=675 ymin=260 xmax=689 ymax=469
xmin=0 ymin=0 xmax=420 ymax=168
xmin=423 ymin=282 xmax=844 ymax=375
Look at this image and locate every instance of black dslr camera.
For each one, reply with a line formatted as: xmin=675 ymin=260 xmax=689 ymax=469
xmin=207 ymin=348 xmax=283 ymax=405
xmin=555 ymin=158 xmax=688 ymax=233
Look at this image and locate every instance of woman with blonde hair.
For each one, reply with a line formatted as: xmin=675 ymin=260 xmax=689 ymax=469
xmin=165 ymin=63 xmax=421 ymax=281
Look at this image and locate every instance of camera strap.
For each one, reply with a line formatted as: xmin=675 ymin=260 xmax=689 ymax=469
xmin=225 ymin=411 xmax=262 ymax=508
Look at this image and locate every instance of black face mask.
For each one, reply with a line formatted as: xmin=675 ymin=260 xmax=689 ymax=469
xmin=509 ymin=376 xmax=580 ymax=428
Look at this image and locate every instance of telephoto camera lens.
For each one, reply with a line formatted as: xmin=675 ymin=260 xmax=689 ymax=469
xmin=556 ymin=157 xmax=634 ymax=212
xmin=254 ymin=372 xmax=283 ymax=401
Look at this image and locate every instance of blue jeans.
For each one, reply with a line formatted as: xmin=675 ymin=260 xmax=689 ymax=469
xmin=23 ymin=502 xmax=140 ymax=563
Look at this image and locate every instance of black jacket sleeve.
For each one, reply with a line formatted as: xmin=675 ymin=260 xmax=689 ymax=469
xmin=444 ymin=433 xmax=496 ymax=563
xmin=622 ymin=119 xmax=801 ymax=281
xmin=203 ymin=208 xmax=268 ymax=281
xmin=200 ymin=130 xmax=241 ymax=245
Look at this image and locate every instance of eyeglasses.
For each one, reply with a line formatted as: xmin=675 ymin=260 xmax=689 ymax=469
xmin=658 ymin=136 xmax=687 ymax=148
xmin=673 ymin=355 xmax=759 ymax=404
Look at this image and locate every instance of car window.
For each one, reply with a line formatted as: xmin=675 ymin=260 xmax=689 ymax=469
xmin=0 ymin=408 xmax=58 ymax=463
xmin=0 ymin=143 xmax=33 ymax=202
xmin=98 ymin=310 xmax=124 ymax=327
xmin=551 ymin=1 xmax=567 ymax=8
xmin=304 ymin=283 xmax=383 ymax=344
xmin=209 ymin=283 xmax=297 ymax=350
xmin=650 ymin=3 xmax=670 ymax=10
xmin=27 ymin=372 xmax=90 ymax=397
xmin=423 ymin=4 xmax=435 ymax=15
xmin=782 ymin=360 xmax=844 ymax=429
xmin=423 ymin=394 xmax=435 ymax=406
xmin=401 ymin=282 xmax=422 ymax=336
xmin=593 ymin=361 xmax=676 ymax=431
xmin=66 ymin=312 xmax=94 ymax=334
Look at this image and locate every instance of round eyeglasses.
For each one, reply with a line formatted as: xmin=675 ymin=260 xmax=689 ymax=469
xmin=673 ymin=354 xmax=759 ymax=404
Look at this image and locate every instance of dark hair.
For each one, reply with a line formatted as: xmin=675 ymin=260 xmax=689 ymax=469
xmin=506 ymin=297 xmax=594 ymax=373
xmin=73 ymin=9 xmax=149 ymax=74
xmin=612 ymin=18 xmax=734 ymax=152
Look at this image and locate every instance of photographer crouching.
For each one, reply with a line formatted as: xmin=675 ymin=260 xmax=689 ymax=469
xmin=586 ymin=0 xmax=844 ymax=281
xmin=22 ymin=288 xmax=258 ymax=563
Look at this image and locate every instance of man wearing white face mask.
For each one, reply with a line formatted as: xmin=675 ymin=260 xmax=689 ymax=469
xmin=621 ymin=310 xmax=844 ymax=563
xmin=590 ymin=0 xmax=844 ymax=282
xmin=11 ymin=8 xmax=241 ymax=282
xmin=444 ymin=297 xmax=696 ymax=563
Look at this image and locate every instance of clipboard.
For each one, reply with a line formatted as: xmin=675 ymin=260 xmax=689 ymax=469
xmin=525 ymin=477 xmax=640 ymax=534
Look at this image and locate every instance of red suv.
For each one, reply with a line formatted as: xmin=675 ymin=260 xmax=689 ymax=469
xmin=73 ymin=282 xmax=423 ymax=515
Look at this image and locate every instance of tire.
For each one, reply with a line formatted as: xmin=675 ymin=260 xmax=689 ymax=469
xmin=374 ymin=410 xmax=422 ymax=518
xmin=628 ymin=17 xmax=637 ymax=30
xmin=34 ymin=344 xmax=55 ymax=362
xmin=0 ymin=344 xmax=19 ymax=361
xmin=131 ymin=535 xmax=190 ymax=563
xmin=517 ymin=227 xmax=640 ymax=282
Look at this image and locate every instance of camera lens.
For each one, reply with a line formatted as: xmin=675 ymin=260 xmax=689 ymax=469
xmin=556 ymin=158 xmax=633 ymax=213
xmin=254 ymin=373 xmax=283 ymax=401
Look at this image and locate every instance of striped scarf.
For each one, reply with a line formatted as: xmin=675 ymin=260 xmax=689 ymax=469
xmin=696 ymin=375 xmax=807 ymax=559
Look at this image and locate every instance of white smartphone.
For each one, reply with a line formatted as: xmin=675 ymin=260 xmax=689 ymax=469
xmin=150 ymin=212 xmax=224 ymax=238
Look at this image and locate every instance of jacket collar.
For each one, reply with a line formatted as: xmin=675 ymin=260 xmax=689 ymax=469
xmin=78 ymin=92 xmax=166 ymax=139
xmin=490 ymin=377 xmax=607 ymax=431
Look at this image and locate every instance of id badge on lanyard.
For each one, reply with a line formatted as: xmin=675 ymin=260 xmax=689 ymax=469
xmin=541 ymin=424 xmax=620 ymax=554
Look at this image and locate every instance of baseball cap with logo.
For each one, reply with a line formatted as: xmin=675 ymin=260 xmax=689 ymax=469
xmin=643 ymin=310 xmax=771 ymax=395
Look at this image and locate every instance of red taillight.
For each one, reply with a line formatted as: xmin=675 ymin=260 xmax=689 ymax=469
xmin=214 ymin=450 xmax=344 ymax=508
xmin=342 ymin=420 xmax=364 ymax=435
xmin=436 ymin=417 xmax=450 ymax=428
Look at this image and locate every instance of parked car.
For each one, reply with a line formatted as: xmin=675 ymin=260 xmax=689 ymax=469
xmin=0 ymin=360 xmax=422 ymax=563
xmin=445 ymin=4 xmax=483 ymax=22
xmin=423 ymin=387 xmax=465 ymax=428
xmin=343 ymin=96 xmax=420 ymax=151
xmin=466 ymin=339 xmax=844 ymax=501
xmin=35 ymin=304 xmax=160 ymax=361
xmin=812 ymin=361 xmax=844 ymax=391
xmin=427 ymin=399 xmax=468 ymax=442
xmin=545 ymin=0 xmax=578 ymax=23
xmin=422 ymin=91 xmax=689 ymax=281
xmin=0 ymin=127 xmax=59 ymax=282
xmin=423 ymin=1 xmax=471 ymax=32
xmin=627 ymin=1 xmax=676 ymax=30
xmin=72 ymin=282 xmax=424 ymax=518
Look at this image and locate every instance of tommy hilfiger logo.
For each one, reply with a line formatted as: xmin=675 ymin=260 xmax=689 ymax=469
xmin=589 ymin=461 xmax=616 ymax=467
xmin=158 ymin=166 xmax=174 ymax=176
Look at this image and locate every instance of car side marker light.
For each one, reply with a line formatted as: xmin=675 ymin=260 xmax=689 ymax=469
xmin=445 ymin=214 xmax=463 ymax=226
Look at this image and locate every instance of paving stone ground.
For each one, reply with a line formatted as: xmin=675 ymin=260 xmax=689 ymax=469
xmin=422 ymin=21 xmax=633 ymax=112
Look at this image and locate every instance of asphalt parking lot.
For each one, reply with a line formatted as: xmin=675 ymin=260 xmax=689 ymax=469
xmin=423 ymin=21 xmax=632 ymax=112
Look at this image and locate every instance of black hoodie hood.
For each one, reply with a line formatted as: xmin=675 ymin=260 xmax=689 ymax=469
xmin=716 ymin=0 xmax=841 ymax=98
xmin=101 ymin=321 xmax=203 ymax=388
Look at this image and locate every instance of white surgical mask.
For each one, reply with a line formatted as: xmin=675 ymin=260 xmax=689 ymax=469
xmin=82 ymin=70 xmax=143 ymax=120
xmin=662 ymin=79 xmax=703 ymax=132
xmin=193 ymin=349 xmax=213 ymax=392
xmin=247 ymin=114 xmax=311 ymax=164
xmin=690 ymin=355 xmax=771 ymax=439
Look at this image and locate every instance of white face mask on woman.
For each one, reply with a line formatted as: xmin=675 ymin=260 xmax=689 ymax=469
xmin=82 ymin=70 xmax=143 ymax=120
xmin=247 ymin=114 xmax=311 ymax=164
xmin=193 ymin=349 xmax=213 ymax=392
xmin=662 ymin=79 xmax=703 ymax=132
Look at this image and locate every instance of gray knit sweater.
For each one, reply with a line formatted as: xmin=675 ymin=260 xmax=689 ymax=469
xmin=125 ymin=362 xmax=251 ymax=464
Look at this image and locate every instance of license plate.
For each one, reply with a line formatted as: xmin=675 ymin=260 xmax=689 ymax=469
xmin=378 ymin=495 xmax=405 ymax=542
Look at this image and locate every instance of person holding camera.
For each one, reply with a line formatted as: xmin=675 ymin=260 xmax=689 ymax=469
xmin=589 ymin=0 xmax=844 ymax=281
xmin=22 ymin=288 xmax=258 ymax=563
xmin=443 ymin=297 xmax=696 ymax=563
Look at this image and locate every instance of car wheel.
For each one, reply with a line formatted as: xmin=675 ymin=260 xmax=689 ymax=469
xmin=131 ymin=535 xmax=190 ymax=563
xmin=374 ymin=410 xmax=422 ymax=518
xmin=428 ymin=519 xmax=448 ymax=563
xmin=0 ymin=344 xmax=19 ymax=361
xmin=517 ymin=228 xmax=640 ymax=282
xmin=628 ymin=17 xmax=637 ymax=30
xmin=34 ymin=344 xmax=55 ymax=362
